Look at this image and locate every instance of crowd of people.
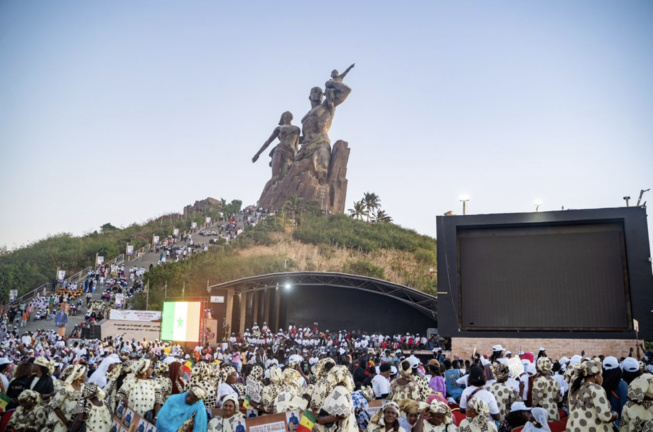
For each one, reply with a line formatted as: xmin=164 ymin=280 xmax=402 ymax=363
xmin=0 ymin=322 xmax=652 ymax=432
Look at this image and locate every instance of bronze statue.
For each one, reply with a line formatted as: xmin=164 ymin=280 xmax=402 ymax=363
xmin=295 ymin=63 xmax=354 ymax=183
xmin=253 ymin=111 xmax=300 ymax=196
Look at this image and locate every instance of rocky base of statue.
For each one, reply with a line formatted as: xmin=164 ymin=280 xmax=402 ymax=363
xmin=258 ymin=140 xmax=350 ymax=213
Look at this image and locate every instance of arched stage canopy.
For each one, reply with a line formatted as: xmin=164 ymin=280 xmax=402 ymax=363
xmin=207 ymin=272 xmax=437 ymax=338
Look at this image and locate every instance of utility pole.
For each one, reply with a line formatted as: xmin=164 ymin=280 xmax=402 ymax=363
xmin=460 ymin=197 xmax=469 ymax=215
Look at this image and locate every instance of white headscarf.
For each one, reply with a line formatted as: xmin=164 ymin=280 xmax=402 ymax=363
xmin=88 ymin=354 xmax=121 ymax=388
xmin=523 ymin=407 xmax=551 ymax=432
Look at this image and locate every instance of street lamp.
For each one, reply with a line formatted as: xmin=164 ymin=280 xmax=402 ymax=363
xmin=534 ymin=200 xmax=542 ymax=212
xmin=459 ymin=195 xmax=470 ymax=215
xmin=623 ymin=196 xmax=631 ymax=207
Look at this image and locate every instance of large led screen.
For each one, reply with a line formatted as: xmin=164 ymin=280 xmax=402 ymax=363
xmin=458 ymin=223 xmax=631 ymax=331
xmin=161 ymin=301 xmax=202 ymax=342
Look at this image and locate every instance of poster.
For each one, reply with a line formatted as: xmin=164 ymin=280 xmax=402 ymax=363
xmin=153 ymin=235 xmax=160 ymax=245
xmin=247 ymin=420 xmax=286 ymax=432
xmin=507 ymin=357 xmax=524 ymax=378
xmin=115 ymin=293 xmax=124 ymax=308
xmin=127 ymin=245 xmax=134 ymax=256
xmin=57 ymin=269 xmax=66 ymax=282
xmin=191 ymin=221 xmax=198 ymax=229
xmin=9 ymin=289 xmax=18 ymax=302
xmin=101 ymin=320 xmax=162 ymax=341
xmin=206 ymin=216 xmax=211 ymax=224
xmin=116 ymin=401 xmax=125 ymax=419
xmin=135 ymin=417 xmax=155 ymax=432
xmin=97 ymin=256 xmax=105 ymax=265
xmin=285 ymin=411 xmax=300 ymax=432
xmin=205 ymin=318 xmax=218 ymax=344
xmin=173 ymin=228 xmax=179 ymax=237
xmin=123 ymin=408 xmax=135 ymax=428
xmin=111 ymin=420 xmax=121 ymax=432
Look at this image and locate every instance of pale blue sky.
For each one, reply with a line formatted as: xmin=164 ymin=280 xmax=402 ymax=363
xmin=1 ymin=0 xmax=652 ymax=248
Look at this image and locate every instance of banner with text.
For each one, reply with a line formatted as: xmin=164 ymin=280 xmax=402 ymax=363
xmin=109 ymin=310 xmax=162 ymax=322
xmin=101 ymin=320 xmax=162 ymax=341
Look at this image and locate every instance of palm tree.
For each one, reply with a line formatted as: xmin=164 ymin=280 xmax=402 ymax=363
xmin=285 ymin=195 xmax=303 ymax=216
xmin=348 ymin=200 xmax=367 ymax=220
xmin=363 ymin=192 xmax=380 ymax=223
xmin=374 ymin=209 xmax=393 ymax=223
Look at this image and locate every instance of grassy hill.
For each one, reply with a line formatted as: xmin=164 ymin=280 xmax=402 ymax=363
xmin=0 ymin=200 xmax=242 ymax=301
xmin=134 ymin=214 xmax=438 ymax=310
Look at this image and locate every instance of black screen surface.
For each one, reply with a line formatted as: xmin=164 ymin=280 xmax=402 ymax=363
xmin=458 ymin=223 xmax=631 ymax=330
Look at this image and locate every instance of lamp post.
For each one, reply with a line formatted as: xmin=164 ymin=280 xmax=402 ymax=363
xmin=534 ymin=200 xmax=542 ymax=212
xmin=459 ymin=196 xmax=470 ymax=215
xmin=623 ymin=196 xmax=631 ymax=207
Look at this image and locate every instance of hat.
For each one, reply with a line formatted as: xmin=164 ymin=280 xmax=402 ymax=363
xmin=645 ymin=352 xmax=653 ymax=364
xmin=603 ymin=356 xmax=619 ymax=371
xmin=469 ymin=365 xmax=484 ymax=381
xmin=538 ymin=347 xmax=546 ymax=352
xmin=505 ymin=351 xmax=512 ymax=355
xmin=558 ymin=357 xmax=569 ymax=365
xmin=492 ymin=344 xmax=504 ymax=352
xmin=510 ymin=401 xmax=532 ymax=412
xmin=621 ymin=357 xmax=640 ymax=373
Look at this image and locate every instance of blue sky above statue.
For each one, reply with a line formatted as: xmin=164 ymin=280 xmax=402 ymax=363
xmin=0 ymin=1 xmax=651 ymax=248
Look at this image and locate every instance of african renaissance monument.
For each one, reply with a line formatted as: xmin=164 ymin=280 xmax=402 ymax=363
xmin=252 ymin=64 xmax=355 ymax=213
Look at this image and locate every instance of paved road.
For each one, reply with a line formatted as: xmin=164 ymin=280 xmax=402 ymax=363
xmin=15 ymin=215 xmax=258 ymax=337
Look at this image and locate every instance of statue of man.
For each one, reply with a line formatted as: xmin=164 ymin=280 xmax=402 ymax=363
xmin=295 ymin=64 xmax=354 ymax=183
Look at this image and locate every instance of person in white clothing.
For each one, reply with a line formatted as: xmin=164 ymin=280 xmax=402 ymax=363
xmin=459 ymin=365 xmax=501 ymax=421
xmin=372 ymin=363 xmax=392 ymax=399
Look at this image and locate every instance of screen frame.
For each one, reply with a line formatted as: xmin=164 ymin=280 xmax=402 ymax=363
xmin=436 ymin=207 xmax=653 ymax=339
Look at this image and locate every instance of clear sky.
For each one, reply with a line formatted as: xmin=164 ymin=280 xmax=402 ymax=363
xmin=1 ymin=0 xmax=652 ymax=249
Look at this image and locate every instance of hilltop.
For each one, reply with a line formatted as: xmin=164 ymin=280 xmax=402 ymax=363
xmin=135 ymin=214 xmax=437 ymax=311
xmin=0 ymin=199 xmax=437 ymax=305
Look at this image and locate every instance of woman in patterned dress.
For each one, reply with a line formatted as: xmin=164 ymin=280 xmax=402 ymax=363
xmin=203 ymin=362 xmax=221 ymax=409
xmin=311 ymin=358 xmax=337 ymax=410
xmin=531 ymin=357 xmax=561 ymax=421
xmin=105 ymin=362 xmax=131 ymax=412
xmin=154 ymin=362 xmax=173 ymax=402
xmin=5 ymin=390 xmax=48 ymax=432
xmin=457 ymin=398 xmax=497 ymax=432
xmin=351 ymin=388 xmax=373 ymax=432
xmin=70 ymin=383 xmax=112 ymax=432
xmin=208 ymin=394 xmax=247 ymax=432
xmin=617 ymin=372 xmax=653 ymax=431
xmin=246 ymin=364 xmax=264 ymax=413
xmin=318 ymin=365 xmax=357 ymax=432
xmin=566 ymin=359 xmax=618 ymax=432
xmin=486 ymin=363 xmax=520 ymax=421
xmin=261 ymin=365 xmax=286 ymax=414
xmin=365 ymin=401 xmax=406 ymax=432
xmin=117 ymin=359 xmax=163 ymax=420
xmin=49 ymin=364 xmax=87 ymax=432
xmin=414 ymin=400 xmax=457 ymax=432
xmin=390 ymin=361 xmax=421 ymax=403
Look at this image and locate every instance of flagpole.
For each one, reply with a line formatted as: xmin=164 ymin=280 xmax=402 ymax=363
xmin=145 ymin=280 xmax=150 ymax=310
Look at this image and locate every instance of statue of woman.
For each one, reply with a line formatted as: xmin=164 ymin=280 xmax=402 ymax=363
xmin=252 ymin=111 xmax=300 ymax=183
